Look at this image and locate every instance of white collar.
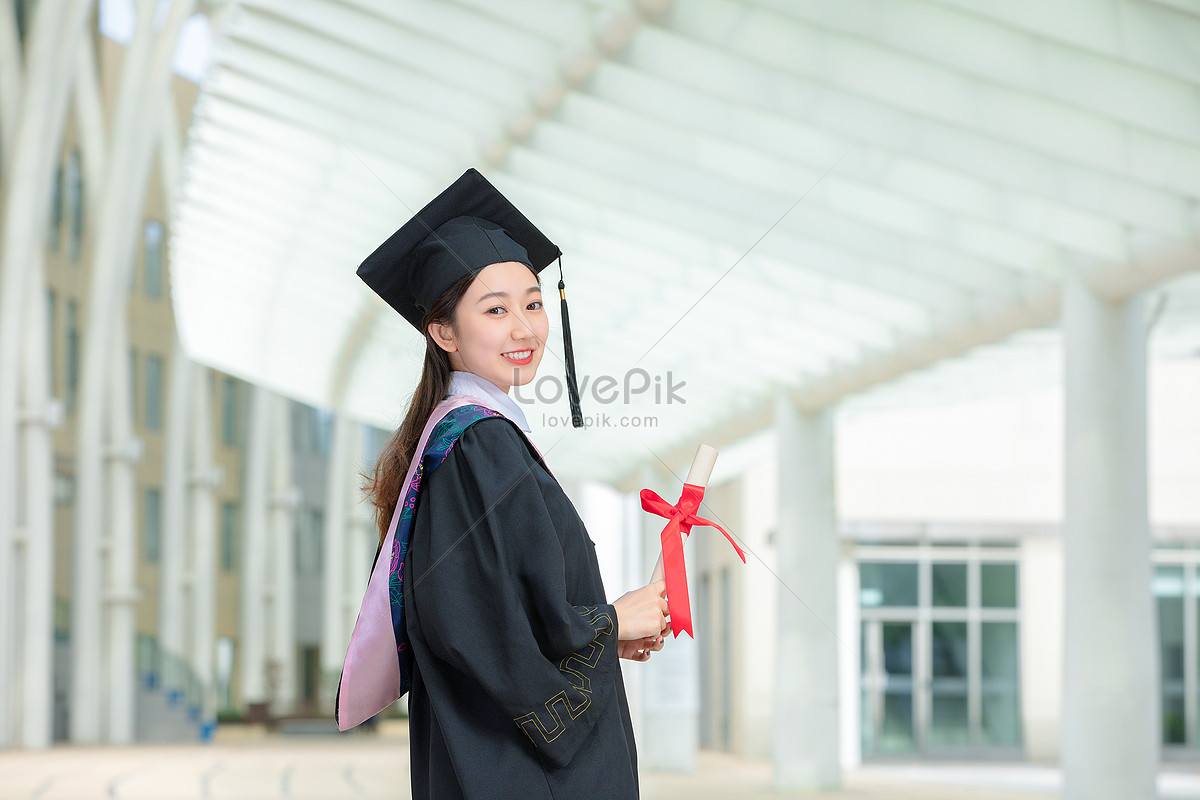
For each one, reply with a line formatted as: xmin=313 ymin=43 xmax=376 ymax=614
xmin=446 ymin=371 xmax=532 ymax=432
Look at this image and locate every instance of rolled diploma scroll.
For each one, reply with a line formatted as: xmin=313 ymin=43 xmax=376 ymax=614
xmin=649 ymin=443 xmax=719 ymax=584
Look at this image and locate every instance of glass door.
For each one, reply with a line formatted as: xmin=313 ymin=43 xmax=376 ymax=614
xmin=862 ymin=619 xmax=917 ymax=754
xmin=928 ymin=621 xmax=970 ymax=747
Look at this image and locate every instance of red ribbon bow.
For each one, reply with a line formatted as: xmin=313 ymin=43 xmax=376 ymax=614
xmin=640 ymin=483 xmax=746 ymax=639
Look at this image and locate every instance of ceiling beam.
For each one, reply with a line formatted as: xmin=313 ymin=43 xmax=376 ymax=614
xmin=612 ymin=240 xmax=1200 ymax=490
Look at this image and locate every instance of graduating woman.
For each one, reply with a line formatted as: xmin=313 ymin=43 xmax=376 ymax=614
xmin=337 ymin=168 xmax=669 ymax=799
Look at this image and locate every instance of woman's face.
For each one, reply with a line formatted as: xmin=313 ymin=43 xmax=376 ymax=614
xmin=430 ymin=261 xmax=549 ymax=393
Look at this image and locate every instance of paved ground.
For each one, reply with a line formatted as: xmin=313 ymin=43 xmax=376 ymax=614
xmin=3 ymin=730 xmax=1200 ymax=799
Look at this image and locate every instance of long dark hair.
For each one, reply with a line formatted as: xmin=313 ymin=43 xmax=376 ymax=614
xmin=362 ymin=271 xmax=476 ymax=548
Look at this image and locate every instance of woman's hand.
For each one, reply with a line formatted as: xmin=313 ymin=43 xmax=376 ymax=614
xmin=613 ymin=579 xmax=669 ymax=641
xmin=617 ymin=620 xmax=671 ymax=661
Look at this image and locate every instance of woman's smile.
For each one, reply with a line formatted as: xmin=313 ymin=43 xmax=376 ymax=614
xmin=502 ymin=349 xmax=534 ymax=365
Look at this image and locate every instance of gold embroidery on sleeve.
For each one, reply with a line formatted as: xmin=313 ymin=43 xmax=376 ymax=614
xmin=514 ymin=607 xmax=613 ymax=746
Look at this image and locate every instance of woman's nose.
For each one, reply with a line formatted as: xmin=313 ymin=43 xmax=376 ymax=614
xmin=510 ymin=309 xmax=535 ymax=339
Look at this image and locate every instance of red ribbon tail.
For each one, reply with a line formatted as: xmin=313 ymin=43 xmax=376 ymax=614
xmin=691 ymin=514 xmax=746 ymax=563
xmin=660 ymin=517 xmax=694 ymax=639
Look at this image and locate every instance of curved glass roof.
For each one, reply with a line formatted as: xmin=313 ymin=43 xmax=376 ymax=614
xmin=171 ymin=0 xmax=1200 ymax=483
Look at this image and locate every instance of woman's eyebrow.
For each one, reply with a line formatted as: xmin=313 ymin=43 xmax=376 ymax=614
xmin=476 ymin=285 xmax=542 ymax=303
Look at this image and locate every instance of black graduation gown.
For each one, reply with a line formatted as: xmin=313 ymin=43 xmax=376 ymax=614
xmin=403 ymin=415 xmax=639 ymax=799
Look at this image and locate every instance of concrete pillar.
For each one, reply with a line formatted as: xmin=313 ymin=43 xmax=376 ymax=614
xmin=1021 ymin=535 xmax=1064 ymax=761
xmin=773 ymin=390 xmax=840 ymax=789
xmin=239 ymin=386 xmax=272 ymax=706
xmin=267 ymin=394 xmax=298 ymax=714
xmin=70 ymin=0 xmax=195 ymax=743
xmin=1061 ymin=275 xmax=1156 ymax=799
xmin=17 ymin=251 xmax=59 ymax=749
xmin=736 ymin=461 xmax=779 ymax=759
xmin=637 ymin=463 xmax=700 ymax=772
xmin=159 ymin=339 xmax=191 ymax=691
xmin=1 ymin=0 xmax=96 ymax=748
xmin=837 ymin=548 xmax=861 ymax=770
xmin=105 ymin=318 xmax=141 ymax=744
xmin=320 ymin=414 xmax=353 ymax=708
xmin=189 ymin=368 xmax=220 ymax=733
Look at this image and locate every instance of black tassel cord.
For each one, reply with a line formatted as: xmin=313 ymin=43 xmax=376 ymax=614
xmin=557 ymin=256 xmax=584 ymax=428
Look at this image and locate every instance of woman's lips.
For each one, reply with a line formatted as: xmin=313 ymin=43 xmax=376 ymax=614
xmin=502 ymin=349 xmax=534 ymax=365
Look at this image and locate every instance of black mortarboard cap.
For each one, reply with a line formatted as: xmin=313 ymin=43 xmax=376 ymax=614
xmin=357 ymin=168 xmax=583 ymax=427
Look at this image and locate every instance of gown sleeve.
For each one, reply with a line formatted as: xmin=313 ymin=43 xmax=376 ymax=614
xmin=410 ymin=417 xmax=621 ymax=769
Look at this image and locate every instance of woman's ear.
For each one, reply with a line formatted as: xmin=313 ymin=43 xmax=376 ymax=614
xmin=428 ymin=321 xmax=457 ymax=353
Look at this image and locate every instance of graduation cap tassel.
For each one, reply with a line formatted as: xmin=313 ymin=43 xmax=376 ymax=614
xmin=558 ymin=256 xmax=584 ymax=428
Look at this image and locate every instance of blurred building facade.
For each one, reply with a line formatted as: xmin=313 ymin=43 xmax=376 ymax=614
xmin=0 ymin=3 xmax=384 ymax=747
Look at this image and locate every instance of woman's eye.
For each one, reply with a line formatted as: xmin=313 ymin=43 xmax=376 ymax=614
xmin=487 ymin=306 xmax=505 ymax=315
xmin=528 ymin=300 xmax=543 ymax=310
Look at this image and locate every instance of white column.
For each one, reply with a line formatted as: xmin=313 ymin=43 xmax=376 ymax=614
xmin=320 ymin=414 xmax=353 ymax=708
xmin=69 ymin=0 xmax=195 ymax=743
xmin=736 ymin=462 xmax=779 ymax=759
xmin=836 ymin=548 xmax=861 ymax=770
xmin=0 ymin=0 xmax=96 ymax=748
xmin=773 ymin=390 xmax=840 ymax=789
xmin=1061 ymin=275 xmax=1156 ymax=800
xmin=18 ymin=251 xmax=58 ymax=749
xmin=105 ymin=318 xmax=141 ymax=744
xmin=189 ymin=368 xmax=220 ymax=734
xmin=159 ymin=339 xmax=191 ymax=692
xmin=1020 ymin=535 xmax=1064 ymax=761
xmin=637 ymin=463 xmax=700 ymax=772
xmin=267 ymin=394 xmax=298 ymax=715
xmin=239 ymin=386 xmax=271 ymax=707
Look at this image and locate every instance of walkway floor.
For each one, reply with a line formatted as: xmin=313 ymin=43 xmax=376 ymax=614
xmin=3 ymin=731 xmax=1199 ymax=799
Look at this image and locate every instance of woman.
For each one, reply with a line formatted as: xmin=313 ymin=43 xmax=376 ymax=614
xmin=346 ymin=169 xmax=669 ymax=799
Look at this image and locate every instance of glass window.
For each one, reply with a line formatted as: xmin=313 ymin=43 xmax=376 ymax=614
xmin=48 ymin=162 xmax=63 ymax=250
xmin=46 ymin=290 xmax=57 ymax=396
xmin=65 ymin=300 xmax=79 ymax=413
xmin=215 ymin=638 xmax=235 ymax=710
xmin=982 ymin=563 xmax=1018 ymax=608
xmin=931 ymin=562 xmax=967 ymax=607
xmin=295 ymin=509 xmax=324 ymax=576
xmin=879 ymin=622 xmax=915 ymax=753
xmin=14 ymin=0 xmax=31 ymax=45
xmin=53 ymin=472 xmax=74 ymax=506
xmin=220 ymin=502 xmax=238 ymax=571
xmin=1156 ymin=565 xmax=1186 ymax=745
xmin=981 ymin=622 xmax=1021 ymax=746
xmin=291 ymin=403 xmax=322 ymax=454
xmin=144 ymin=354 xmax=163 ymax=430
xmin=929 ymin=622 xmax=970 ymax=746
xmin=221 ymin=378 xmax=238 ymax=446
xmin=315 ymin=408 xmax=333 ymax=457
xmin=66 ymin=148 xmax=83 ymax=263
xmin=143 ymin=488 xmax=161 ymax=563
xmin=859 ymin=561 xmax=918 ymax=608
xmin=143 ymin=219 xmax=164 ymax=298
xmin=931 ymin=622 xmax=968 ymax=679
xmin=860 ymin=550 xmax=1022 ymax=755
xmin=129 ymin=347 xmax=138 ymax=426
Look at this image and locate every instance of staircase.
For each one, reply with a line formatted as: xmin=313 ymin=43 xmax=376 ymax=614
xmin=135 ymin=635 xmax=212 ymax=743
